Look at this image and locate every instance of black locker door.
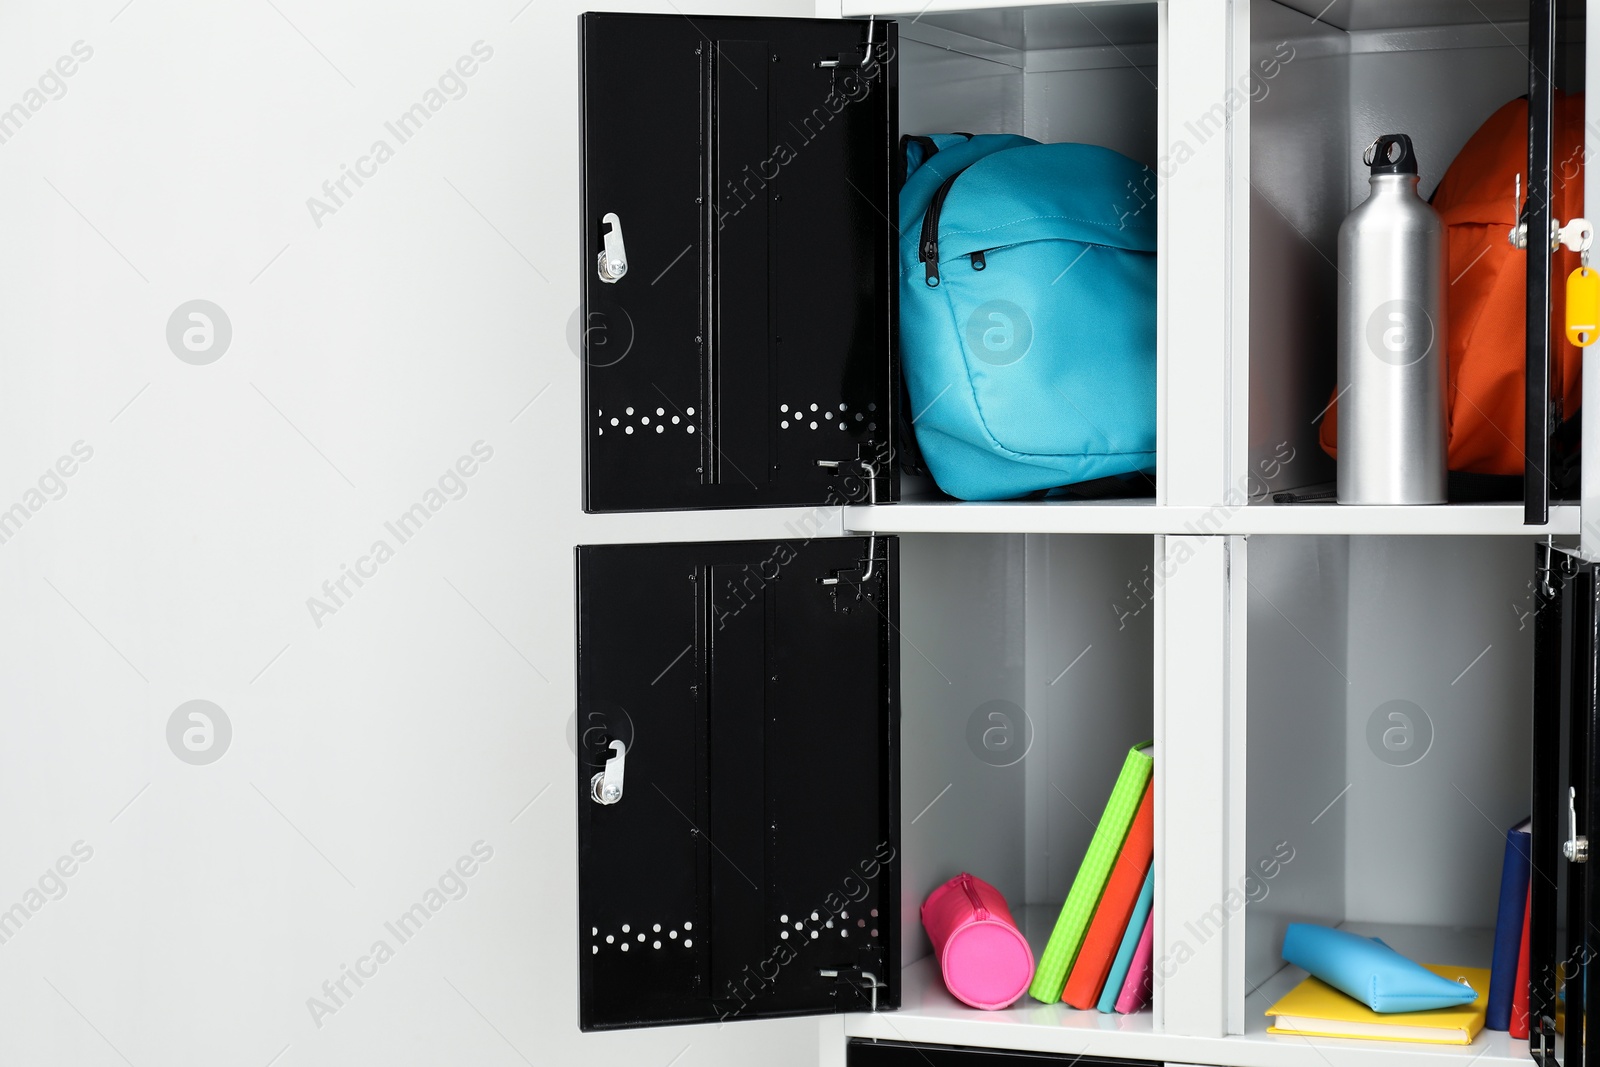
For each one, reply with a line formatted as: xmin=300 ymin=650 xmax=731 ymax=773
xmin=1532 ymin=542 xmax=1600 ymax=1067
xmin=1525 ymin=0 xmax=1556 ymax=524
xmin=576 ymin=536 xmax=899 ymax=1030
xmin=1522 ymin=0 xmax=1585 ymax=523
xmin=580 ymin=13 xmax=899 ymax=513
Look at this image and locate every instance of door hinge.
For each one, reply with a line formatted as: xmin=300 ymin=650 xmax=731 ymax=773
xmin=1533 ymin=1020 xmax=1558 ymax=1067
xmin=819 ymin=537 xmax=882 ymax=611
xmin=818 ymin=967 xmax=886 ymax=1012
xmin=816 ymin=444 xmax=886 ymax=505
xmin=818 ymin=16 xmax=877 ymax=69
xmin=1538 ymin=539 xmax=1576 ymax=598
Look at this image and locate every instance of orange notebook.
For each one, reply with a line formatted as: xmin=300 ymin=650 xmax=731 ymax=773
xmin=1063 ymin=780 xmax=1155 ymax=1009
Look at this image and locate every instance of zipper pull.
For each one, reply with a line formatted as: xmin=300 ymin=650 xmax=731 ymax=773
xmin=920 ymin=168 xmax=968 ymax=289
xmin=958 ymin=873 xmax=990 ymax=920
xmin=970 ymin=250 xmax=986 ymax=271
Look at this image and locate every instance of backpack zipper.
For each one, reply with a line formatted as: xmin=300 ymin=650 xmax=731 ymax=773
xmin=920 ymin=165 xmax=972 ymax=288
xmin=957 ymin=873 xmax=990 ymax=921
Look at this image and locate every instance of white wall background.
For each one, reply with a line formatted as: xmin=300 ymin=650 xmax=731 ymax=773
xmin=0 ymin=1 xmax=827 ymax=1065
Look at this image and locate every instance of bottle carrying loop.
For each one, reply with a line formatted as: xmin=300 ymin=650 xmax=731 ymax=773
xmin=1363 ymin=134 xmax=1419 ymax=177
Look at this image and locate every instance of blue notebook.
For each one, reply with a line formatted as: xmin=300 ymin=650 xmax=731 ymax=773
xmin=1487 ymin=817 xmax=1531 ymax=1030
xmin=1098 ymin=867 xmax=1155 ymax=1013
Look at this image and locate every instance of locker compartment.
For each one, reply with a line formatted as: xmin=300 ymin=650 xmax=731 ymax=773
xmin=889 ymin=533 xmax=1156 ymax=1025
xmin=891 ymin=4 xmax=1161 ymax=506
xmin=847 ymin=1037 xmax=1160 ymax=1065
xmin=1244 ymin=534 xmax=1534 ymax=1052
xmin=581 ymin=6 xmax=1164 ymax=511
xmin=894 ymin=4 xmax=1157 ymax=181
xmin=1248 ymin=1 xmax=1587 ymax=507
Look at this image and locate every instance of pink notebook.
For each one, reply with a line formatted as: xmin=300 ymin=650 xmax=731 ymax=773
xmin=1114 ymin=912 xmax=1154 ymax=1013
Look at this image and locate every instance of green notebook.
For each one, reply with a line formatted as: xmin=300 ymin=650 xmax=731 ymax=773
xmin=1029 ymin=741 xmax=1154 ymax=1003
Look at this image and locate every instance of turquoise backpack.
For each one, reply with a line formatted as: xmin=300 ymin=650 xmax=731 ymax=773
xmin=898 ymin=134 xmax=1158 ymax=500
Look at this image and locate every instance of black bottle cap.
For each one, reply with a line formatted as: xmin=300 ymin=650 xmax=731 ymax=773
xmin=1365 ymin=133 xmax=1418 ymax=176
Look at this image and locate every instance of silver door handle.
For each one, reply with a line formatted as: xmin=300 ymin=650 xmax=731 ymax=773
xmin=590 ymin=739 xmax=626 ymax=804
xmin=1566 ymin=785 xmax=1588 ymax=862
xmin=597 ymin=212 xmax=628 ymax=283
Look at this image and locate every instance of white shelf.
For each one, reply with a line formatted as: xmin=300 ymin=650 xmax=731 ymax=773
xmin=839 ymin=0 xmax=1151 ymax=17
xmin=836 ymin=0 xmax=1536 ymax=32
xmin=842 ymin=501 xmax=1581 ymax=536
xmin=578 ymin=505 xmax=844 ymax=544
xmin=847 ymin=912 xmax=1532 ymax=1067
xmin=845 ymin=904 xmax=1159 ymax=1057
xmin=1234 ymin=921 xmax=1535 ymax=1067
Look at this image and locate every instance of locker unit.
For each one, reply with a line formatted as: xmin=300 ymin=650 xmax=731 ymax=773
xmin=572 ymin=1 xmax=1598 ymax=1066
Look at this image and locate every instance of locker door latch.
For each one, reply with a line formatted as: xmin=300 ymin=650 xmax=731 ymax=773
xmin=590 ymin=740 xmax=626 ymax=805
xmin=596 ymin=213 xmax=628 ymax=283
xmin=1507 ymin=216 xmax=1593 ymax=253
xmin=819 ymin=968 xmax=885 ymax=1012
xmin=1506 ymin=177 xmax=1594 ymax=255
xmin=1509 ymin=175 xmax=1526 ymax=248
xmin=1564 ymin=785 xmax=1588 ymax=862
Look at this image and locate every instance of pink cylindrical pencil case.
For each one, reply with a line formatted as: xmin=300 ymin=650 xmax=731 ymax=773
xmin=920 ymin=873 xmax=1035 ymax=1010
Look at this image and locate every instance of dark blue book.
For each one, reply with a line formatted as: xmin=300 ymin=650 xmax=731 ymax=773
xmin=1487 ymin=817 xmax=1532 ymax=1031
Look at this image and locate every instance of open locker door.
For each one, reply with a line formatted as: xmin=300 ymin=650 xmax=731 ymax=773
xmin=580 ymin=13 xmax=898 ymax=513
xmin=575 ymin=536 xmax=899 ymax=1030
xmin=1526 ymin=0 xmax=1557 ymax=525
xmin=1531 ymin=542 xmax=1595 ymax=1067
xmin=1585 ymin=0 xmax=1600 ymax=558
xmin=1526 ymin=0 xmax=1589 ymax=525
xmin=1530 ymin=11 xmax=1594 ymax=1060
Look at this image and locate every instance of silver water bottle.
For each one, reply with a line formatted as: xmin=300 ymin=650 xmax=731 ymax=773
xmin=1336 ymin=133 xmax=1447 ymax=505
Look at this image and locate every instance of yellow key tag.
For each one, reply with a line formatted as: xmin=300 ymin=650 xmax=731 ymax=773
xmin=1568 ymin=266 xmax=1600 ymax=346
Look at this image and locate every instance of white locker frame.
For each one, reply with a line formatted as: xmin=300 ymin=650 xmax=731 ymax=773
xmin=815 ymin=0 xmax=1239 ymax=511
xmin=636 ymin=0 xmax=1596 ymax=1063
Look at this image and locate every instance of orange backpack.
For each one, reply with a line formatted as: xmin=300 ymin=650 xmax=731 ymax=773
xmin=1320 ymin=92 xmax=1585 ymax=477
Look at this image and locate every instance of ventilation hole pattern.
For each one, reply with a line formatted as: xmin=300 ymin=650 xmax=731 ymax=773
xmin=779 ymin=401 xmax=855 ymax=432
xmin=596 ymin=406 xmax=696 ymax=437
xmin=590 ymin=920 xmax=696 ymax=953
xmin=771 ymin=895 xmax=884 ymax=944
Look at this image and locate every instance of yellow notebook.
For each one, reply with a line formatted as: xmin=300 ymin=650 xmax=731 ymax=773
xmin=1265 ymin=965 xmax=1489 ymax=1045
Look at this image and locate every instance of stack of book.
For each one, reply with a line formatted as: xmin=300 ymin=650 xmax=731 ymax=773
xmin=1030 ymin=742 xmax=1156 ymax=1012
xmin=1259 ymin=816 xmax=1529 ymax=1047
xmin=1265 ymin=965 xmax=1491 ymax=1044
xmin=1487 ymin=817 xmax=1532 ymax=1039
